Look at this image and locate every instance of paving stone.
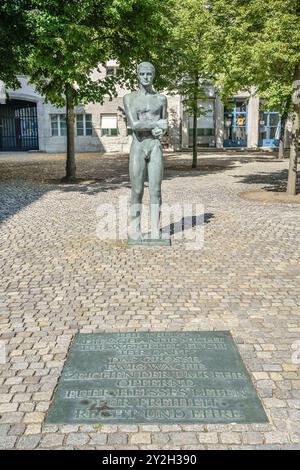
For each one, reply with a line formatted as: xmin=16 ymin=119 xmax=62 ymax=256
xmin=0 ymin=425 xmax=10 ymax=436
xmin=88 ymin=434 xmax=108 ymax=445
xmin=151 ymin=433 xmax=170 ymax=445
xmin=99 ymin=425 xmax=118 ymax=433
xmin=12 ymin=393 xmax=32 ymax=403
xmin=254 ymin=445 xmax=282 ymax=450
xmin=107 ymin=433 xmax=128 ymax=445
xmin=182 ymin=425 xmax=207 ymax=432
xmin=0 ymin=394 xmax=13 ymax=403
xmin=16 ymin=435 xmax=41 ymax=449
xmin=66 ymin=433 xmax=89 ymax=447
xmin=24 ymin=424 xmax=41 ymax=435
xmin=283 ymin=445 xmax=300 ymax=450
xmin=161 ymin=425 xmax=182 ymax=432
xmin=140 ymin=425 xmax=161 ymax=432
xmin=220 ymin=432 xmax=242 ymax=444
xmin=130 ymin=432 xmax=152 ymax=445
xmin=33 ymin=392 xmax=53 ymax=401
xmin=0 ymin=403 xmax=18 ymax=413
xmin=8 ymin=424 xmax=26 ymax=436
xmin=0 ymin=436 xmax=18 ymax=449
xmin=264 ymin=398 xmax=286 ymax=408
xmin=182 ymin=445 xmax=206 ymax=450
xmin=242 ymin=432 xmax=264 ymax=445
xmin=118 ymin=425 xmax=139 ymax=433
xmin=23 ymin=412 xmax=45 ymax=424
xmin=19 ymin=403 xmax=35 ymax=412
xmin=263 ymin=365 xmax=283 ymax=372
xmin=60 ymin=425 xmax=80 ymax=433
xmin=0 ymin=152 xmax=299 ymax=449
xmin=197 ymin=432 xmax=219 ymax=444
xmin=265 ymin=432 xmax=290 ymax=444
xmin=40 ymin=433 xmax=64 ymax=448
xmin=0 ymin=412 xmax=24 ymax=424
xmin=78 ymin=425 xmax=95 ymax=432
xmin=169 ymin=432 xmax=198 ymax=445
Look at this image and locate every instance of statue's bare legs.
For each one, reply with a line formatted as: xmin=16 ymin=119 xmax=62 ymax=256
xmin=129 ymin=139 xmax=163 ymax=240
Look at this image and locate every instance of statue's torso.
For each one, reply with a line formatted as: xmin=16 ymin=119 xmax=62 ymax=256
xmin=126 ymin=92 xmax=165 ymax=141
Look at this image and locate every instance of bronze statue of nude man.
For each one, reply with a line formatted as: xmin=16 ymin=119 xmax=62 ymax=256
xmin=123 ymin=62 xmax=168 ymax=242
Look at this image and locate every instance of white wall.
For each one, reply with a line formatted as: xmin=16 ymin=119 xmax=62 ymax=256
xmin=3 ymin=73 xmax=282 ymax=152
xmin=247 ymin=92 xmax=259 ymax=148
xmin=3 ymin=70 xmax=180 ymax=153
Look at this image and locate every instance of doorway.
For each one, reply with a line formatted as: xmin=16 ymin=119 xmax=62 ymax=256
xmin=0 ymin=99 xmax=39 ymax=151
xmin=224 ymin=99 xmax=248 ymax=147
xmin=259 ymin=111 xmax=280 ymax=147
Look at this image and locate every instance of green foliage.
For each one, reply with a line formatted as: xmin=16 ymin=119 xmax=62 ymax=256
xmin=25 ymin=0 xmax=175 ymax=107
xmin=162 ymin=0 xmax=219 ymax=118
xmin=207 ymin=0 xmax=300 ymax=114
xmin=0 ymin=0 xmax=34 ymax=88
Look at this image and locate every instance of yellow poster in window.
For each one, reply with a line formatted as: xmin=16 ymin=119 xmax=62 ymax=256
xmin=237 ymin=116 xmax=245 ymax=126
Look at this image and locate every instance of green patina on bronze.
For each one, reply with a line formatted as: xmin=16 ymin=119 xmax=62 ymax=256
xmin=127 ymin=237 xmax=171 ymax=246
xmin=124 ymin=62 xmax=169 ymax=243
xmin=46 ymin=331 xmax=268 ymax=424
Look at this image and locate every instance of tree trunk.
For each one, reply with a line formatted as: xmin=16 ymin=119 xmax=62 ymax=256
xmin=287 ymin=112 xmax=299 ymax=194
xmin=192 ymin=74 xmax=199 ymax=169
xmin=278 ymin=140 xmax=284 ymax=159
xmin=65 ymin=83 xmax=76 ymax=181
xmin=278 ymin=96 xmax=291 ymax=159
xmin=192 ymin=107 xmax=197 ymax=168
xmin=278 ymin=112 xmax=287 ymax=159
xmin=287 ymin=68 xmax=300 ymax=195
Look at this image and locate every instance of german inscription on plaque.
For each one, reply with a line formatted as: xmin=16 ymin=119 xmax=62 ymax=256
xmin=46 ymin=331 xmax=268 ymax=424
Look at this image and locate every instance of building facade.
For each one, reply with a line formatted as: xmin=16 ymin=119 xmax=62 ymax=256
xmin=0 ymin=63 xmax=292 ymax=153
xmin=181 ymin=88 xmax=292 ymax=150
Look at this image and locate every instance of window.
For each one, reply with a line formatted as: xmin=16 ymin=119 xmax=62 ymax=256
xmin=101 ymin=115 xmax=118 ymax=137
xmin=76 ymin=114 xmax=92 ymax=136
xmin=259 ymin=110 xmax=281 ymax=143
xmin=188 ymin=100 xmax=215 ymax=136
xmin=126 ymin=120 xmax=133 ymax=136
xmin=188 ymin=128 xmax=214 ymax=137
xmin=235 ymin=100 xmax=247 ymax=112
xmin=106 ymin=66 xmax=121 ymax=77
xmin=106 ymin=67 xmax=115 ymax=77
xmin=51 ymin=114 xmax=66 ymax=136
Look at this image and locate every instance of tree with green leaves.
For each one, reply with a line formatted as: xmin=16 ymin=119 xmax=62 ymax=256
xmin=161 ymin=0 xmax=218 ymax=168
xmin=206 ymin=0 xmax=300 ymax=194
xmin=21 ymin=0 xmax=174 ymax=181
xmin=0 ymin=0 xmax=34 ymax=88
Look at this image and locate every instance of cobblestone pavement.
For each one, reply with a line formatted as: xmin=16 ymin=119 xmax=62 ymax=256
xmin=0 ymin=151 xmax=300 ymax=450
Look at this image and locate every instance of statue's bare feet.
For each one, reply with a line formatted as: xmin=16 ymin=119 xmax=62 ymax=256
xmin=128 ymin=229 xmax=144 ymax=242
xmin=151 ymin=228 xmax=161 ymax=240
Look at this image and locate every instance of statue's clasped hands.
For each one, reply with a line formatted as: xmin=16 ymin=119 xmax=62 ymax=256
xmin=151 ymin=119 xmax=168 ymax=139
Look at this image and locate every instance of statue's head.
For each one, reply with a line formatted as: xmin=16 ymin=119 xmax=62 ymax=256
xmin=137 ymin=62 xmax=155 ymax=87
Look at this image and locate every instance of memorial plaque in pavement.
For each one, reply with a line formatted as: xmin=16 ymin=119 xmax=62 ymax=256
xmin=46 ymin=331 xmax=268 ymax=424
